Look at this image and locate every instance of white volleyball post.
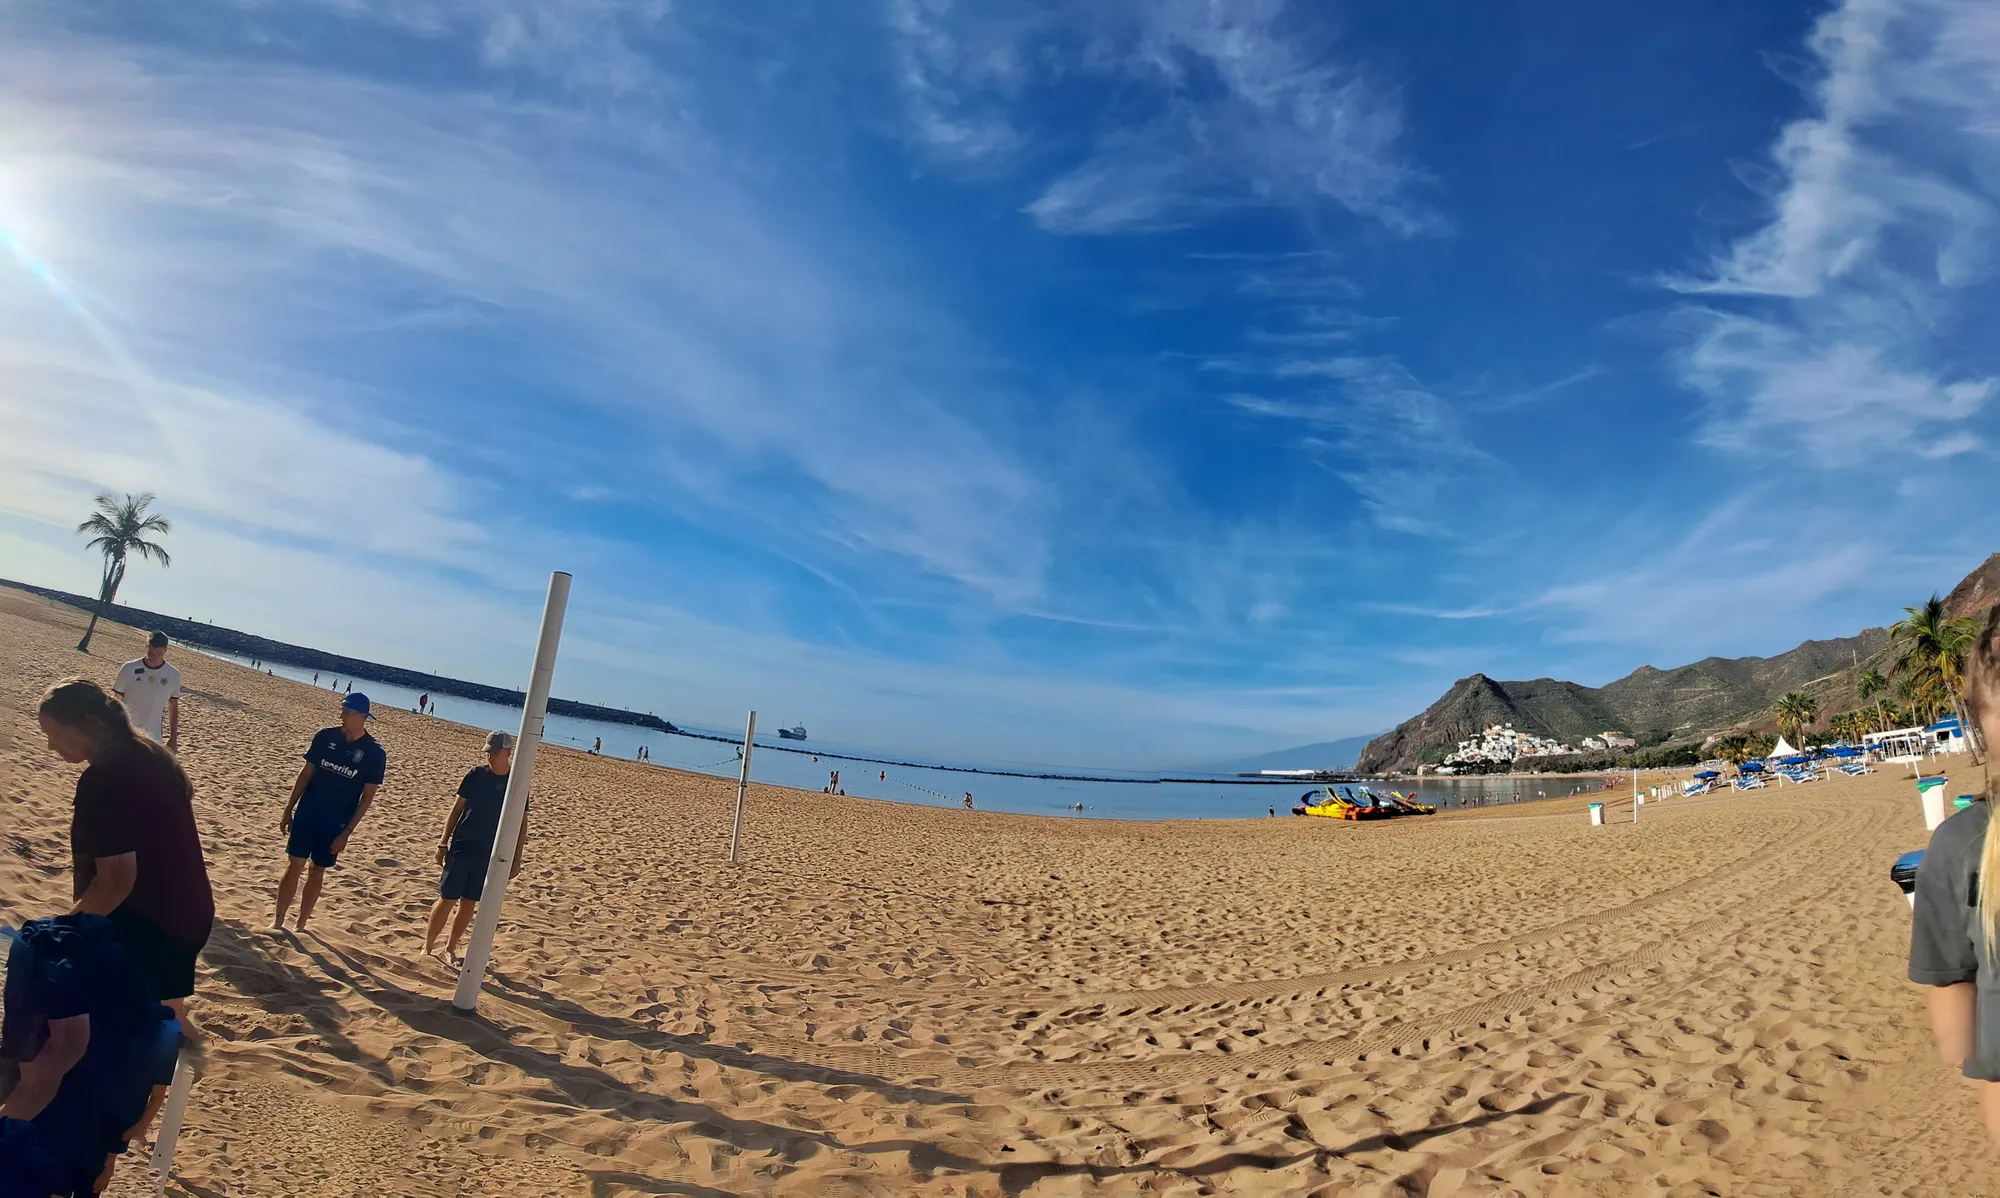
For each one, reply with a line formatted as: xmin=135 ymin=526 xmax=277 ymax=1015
xmin=454 ymin=571 xmax=571 ymax=1013
xmin=1632 ymin=769 xmax=1640 ymax=823
xmin=147 ymin=1053 xmax=198 ymax=1195
xmin=728 ymin=711 xmax=757 ymax=863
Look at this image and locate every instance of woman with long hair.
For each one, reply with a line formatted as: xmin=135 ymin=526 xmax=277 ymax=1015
xmin=35 ymin=679 xmax=214 ymax=1019
xmin=1910 ymin=606 xmax=2000 ymax=1140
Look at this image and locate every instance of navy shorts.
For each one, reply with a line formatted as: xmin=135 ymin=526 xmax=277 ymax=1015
xmin=108 ymin=907 xmax=206 ymax=1003
xmin=439 ymin=852 xmax=489 ymax=901
xmin=286 ymin=820 xmax=344 ymax=869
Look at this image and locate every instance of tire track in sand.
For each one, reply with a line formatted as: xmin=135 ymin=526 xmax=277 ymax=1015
xmin=682 ymin=797 xmax=1816 ymax=1025
xmin=672 ymin=798 xmax=1869 ymax=1091
xmin=956 ymin=795 xmax=1877 ymax=1091
xmin=1020 ymin=801 xmax=1821 ymax=1021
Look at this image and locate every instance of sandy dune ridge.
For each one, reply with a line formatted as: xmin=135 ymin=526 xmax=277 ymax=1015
xmin=0 ymin=588 xmax=1990 ymax=1195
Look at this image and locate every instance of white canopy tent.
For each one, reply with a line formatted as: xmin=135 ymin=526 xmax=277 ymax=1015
xmin=1767 ymin=735 xmax=1800 ymax=759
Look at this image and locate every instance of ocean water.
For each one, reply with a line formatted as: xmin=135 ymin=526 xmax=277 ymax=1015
xmin=195 ymin=649 xmax=1612 ymax=820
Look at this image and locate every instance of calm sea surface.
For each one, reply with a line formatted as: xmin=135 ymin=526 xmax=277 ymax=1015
xmin=196 ymin=649 xmax=1613 ymax=821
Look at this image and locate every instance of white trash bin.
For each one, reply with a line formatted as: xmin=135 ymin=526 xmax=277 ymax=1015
xmin=1917 ymin=776 xmax=1950 ymax=832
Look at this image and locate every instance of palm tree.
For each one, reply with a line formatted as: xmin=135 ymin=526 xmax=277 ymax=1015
xmin=1713 ymin=731 xmax=1757 ymax=770
xmin=1773 ymin=691 xmax=1820 ymax=749
xmin=1856 ymin=667 xmax=1890 ymax=735
xmin=74 ymin=492 xmax=172 ymax=653
xmin=1898 ymin=673 xmax=1946 ymax=723
xmin=1891 ymin=595 xmax=1977 ymax=720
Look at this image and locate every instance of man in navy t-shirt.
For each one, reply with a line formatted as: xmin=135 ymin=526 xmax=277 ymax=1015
xmin=271 ymin=693 xmax=387 ymax=930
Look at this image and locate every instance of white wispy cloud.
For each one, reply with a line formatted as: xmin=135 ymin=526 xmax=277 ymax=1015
xmin=1665 ymin=0 xmax=2000 ymax=463
xmin=1530 ymin=527 xmax=1888 ymax=655
xmin=883 ymin=0 xmax=1033 ymax=165
xmin=1676 ymin=311 xmax=1990 ymax=465
xmin=884 ymin=0 xmax=1436 ymax=236
xmin=0 ymin=346 xmax=487 ymax=569
xmin=1223 ymin=355 xmax=1495 ymax=536
xmin=0 ymin=27 xmax=1050 ymax=605
xmin=305 ymin=0 xmax=675 ymax=92
xmin=1369 ymin=602 xmax=1510 ymax=620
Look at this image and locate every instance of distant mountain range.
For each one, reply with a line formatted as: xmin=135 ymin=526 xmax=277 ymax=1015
xmin=1356 ymin=552 xmax=2000 ymax=774
xmin=1199 ymin=733 xmax=1383 ymax=775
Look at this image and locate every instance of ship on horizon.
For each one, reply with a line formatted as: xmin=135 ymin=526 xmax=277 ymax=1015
xmin=778 ymin=724 xmax=808 ymax=740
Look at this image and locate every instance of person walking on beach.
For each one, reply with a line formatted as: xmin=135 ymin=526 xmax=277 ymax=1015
xmin=1911 ymin=605 xmax=2000 ymax=1142
xmin=34 ymin=679 xmax=215 ymax=1021
xmin=963 ymin=792 xmax=974 ymax=810
xmin=419 ymin=692 xmax=429 ymax=714
xmin=423 ymin=731 xmax=526 ymax=963
xmin=273 ymin=693 xmax=386 ymax=930
xmin=113 ymin=631 xmax=181 ymax=755
xmin=591 ymin=736 xmax=601 ymax=756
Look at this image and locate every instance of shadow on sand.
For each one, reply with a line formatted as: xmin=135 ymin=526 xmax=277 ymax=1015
xmin=480 ymin=966 xmax=973 ymax=1108
xmin=238 ymin=928 xmax=993 ymax=1178
xmin=206 ymin=921 xmax=1573 ymax=1194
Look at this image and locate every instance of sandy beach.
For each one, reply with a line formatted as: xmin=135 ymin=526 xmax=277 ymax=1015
xmin=1 ymin=588 xmax=1989 ymax=1196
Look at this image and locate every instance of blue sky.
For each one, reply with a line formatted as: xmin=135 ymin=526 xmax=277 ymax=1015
xmin=1 ymin=0 xmax=1995 ymax=768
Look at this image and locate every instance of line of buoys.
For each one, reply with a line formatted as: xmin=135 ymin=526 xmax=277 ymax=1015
xmin=887 ymin=775 xmax=953 ymax=802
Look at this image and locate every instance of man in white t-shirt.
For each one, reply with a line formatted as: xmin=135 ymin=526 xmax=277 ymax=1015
xmin=115 ymin=630 xmax=183 ymax=753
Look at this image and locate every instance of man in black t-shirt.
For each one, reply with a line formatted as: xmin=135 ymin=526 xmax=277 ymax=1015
xmin=272 ymin=694 xmax=387 ymax=930
xmin=422 ymin=731 xmax=527 ymax=962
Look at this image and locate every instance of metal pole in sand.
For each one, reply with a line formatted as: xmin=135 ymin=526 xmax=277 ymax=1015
xmin=454 ymin=570 xmax=571 ymax=1013
xmin=147 ymin=1052 xmax=198 ymax=1195
xmin=1632 ymin=768 xmax=1640 ymax=824
xmin=729 ymin=711 xmax=757 ymax=863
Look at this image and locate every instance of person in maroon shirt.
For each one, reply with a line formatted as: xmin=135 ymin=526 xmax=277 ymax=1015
xmin=35 ymin=679 xmax=215 ymax=1018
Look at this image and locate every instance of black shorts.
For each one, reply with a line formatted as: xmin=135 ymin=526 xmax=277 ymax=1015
xmin=439 ymin=852 xmax=489 ymax=901
xmin=286 ymin=819 xmax=344 ymax=868
xmin=108 ymin=907 xmax=206 ymax=1002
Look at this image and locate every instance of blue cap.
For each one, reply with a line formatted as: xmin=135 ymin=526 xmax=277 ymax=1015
xmin=341 ymin=692 xmax=374 ymax=719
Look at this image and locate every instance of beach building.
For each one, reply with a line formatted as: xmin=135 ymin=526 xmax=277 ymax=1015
xmin=1865 ymin=718 xmax=1968 ymax=761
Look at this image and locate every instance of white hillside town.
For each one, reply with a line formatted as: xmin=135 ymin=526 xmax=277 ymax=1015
xmin=1441 ymin=724 xmax=1579 ymax=769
